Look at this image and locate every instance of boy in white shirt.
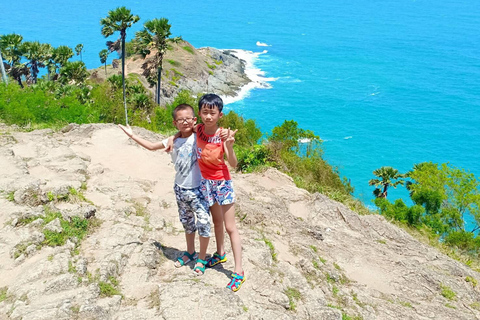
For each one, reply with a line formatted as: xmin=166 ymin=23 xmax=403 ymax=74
xmin=119 ymin=104 xmax=210 ymax=274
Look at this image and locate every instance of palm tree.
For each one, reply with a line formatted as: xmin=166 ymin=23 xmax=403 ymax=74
xmin=22 ymin=41 xmax=51 ymax=84
xmin=100 ymin=6 xmax=140 ymax=125
xmin=0 ymin=33 xmax=25 ymax=86
xmin=135 ymin=18 xmax=180 ymax=105
xmin=53 ymin=46 xmax=74 ymax=69
xmin=99 ymin=49 xmax=109 ymax=75
xmin=75 ymin=44 xmax=84 ymax=62
xmin=60 ymin=61 xmax=88 ymax=84
xmin=369 ymin=166 xmax=405 ymax=198
xmin=0 ymin=33 xmax=23 ymax=65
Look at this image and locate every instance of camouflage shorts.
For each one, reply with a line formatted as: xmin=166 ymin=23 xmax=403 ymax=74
xmin=174 ymin=184 xmax=211 ymax=237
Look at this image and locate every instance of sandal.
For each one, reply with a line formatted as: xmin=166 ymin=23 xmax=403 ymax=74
xmin=175 ymin=251 xmax=197 ymax=268
xmin=226 ymin=272 xmax=245 ymax=292
xmin=206 ymin=252 xmax=227 ymax=268
xmin=193 ymin=258 xmax=208 ymax=275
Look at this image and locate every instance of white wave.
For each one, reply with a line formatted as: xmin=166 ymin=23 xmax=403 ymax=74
xmin=220 ymin=49 xmax=276 ymax=105
xmin=280 ymin=76 xmax=302 ymax=83
xmin=299 ymin=138 xmax=311 ymax=143
xmin=256 ymin=41 xmax=271 ymax=47
xmin=344 ymin=136 xmax=353 ymax=140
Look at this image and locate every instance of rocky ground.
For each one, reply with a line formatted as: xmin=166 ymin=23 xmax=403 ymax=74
xmin=89 ymin=40 xmax=251 ymax=106
xmin=1 ymin=123 xmax=480 ymax=319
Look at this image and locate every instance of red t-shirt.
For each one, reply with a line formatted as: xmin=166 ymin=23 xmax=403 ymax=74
xmin=196 ymin=124 xmax=231 ymax=180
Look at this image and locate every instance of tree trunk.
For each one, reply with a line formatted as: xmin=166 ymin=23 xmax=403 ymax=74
xmin=382 ymin=183 xmax=389 ymax=198
xmin=0 ymin=48 xmax=8 ymax=84
xmin=121 ymin=30 xmax=128 ymax=125
xmin=156 ymin=66 xmax=161 ymax=105
xmin=104 ymin=62 xmax=107 ymax=76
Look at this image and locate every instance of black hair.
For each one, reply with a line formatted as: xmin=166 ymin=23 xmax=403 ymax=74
xmin=198 ymin=93 xmax=223 ymax=112
xmin=172 ymin=104 xmax=195 ymax=120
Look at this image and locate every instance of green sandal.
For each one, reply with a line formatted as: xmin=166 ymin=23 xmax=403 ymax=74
xmin=193 ymin=258 xmax=208 ymax=275
xmin=175 ymin=251 xmax=197 ymax=268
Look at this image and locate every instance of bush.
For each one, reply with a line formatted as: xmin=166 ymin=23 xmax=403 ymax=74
xmin=236 ymin=144 xmax=272 ymax=173
xmin=219 ymin=111 xmax=262 ymax=147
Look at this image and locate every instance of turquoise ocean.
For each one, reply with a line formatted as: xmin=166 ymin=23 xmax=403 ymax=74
xmin=2 ymin=0 xmax=480 ymax=208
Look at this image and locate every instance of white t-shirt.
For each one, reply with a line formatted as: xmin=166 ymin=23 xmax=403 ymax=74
xmin=162 ymin=133 xmax=202 ymax=189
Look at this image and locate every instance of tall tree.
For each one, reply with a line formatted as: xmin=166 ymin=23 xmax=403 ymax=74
xmin=135 ymin=18 xmax=179 ymax=105
xmin=0 ymin=47 xmax=7 ymax=84
xmin=369 ymin=166 xmax=405 ymax=198
xmin=22 ymin=41 xmax=50 ymax=84
xmin=75 ymin=44 xmax=84 ymax=62
xmin=100 ymin=6 xmax=140 ymax=125
xmin=0 ymin=33 xmax=27 ymax=86
xmin=53 ymin=45 xmax=74 ymax=69
xmin=99 ymin=49 xmax=109 ymax=76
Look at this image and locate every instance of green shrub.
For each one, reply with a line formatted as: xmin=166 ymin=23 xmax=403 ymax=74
xmin=236 ymin=144 xmax=272 ymax=173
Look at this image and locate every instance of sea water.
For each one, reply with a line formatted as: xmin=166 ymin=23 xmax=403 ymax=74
xmin=2 ymin=0 xmax=480 ymax=211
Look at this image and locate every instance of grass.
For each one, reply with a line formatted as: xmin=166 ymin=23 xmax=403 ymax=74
xmin=6 ymin=191 xmax=15 ymax=201
xmin=205 ymin=61 xmax=216 ymax=70
xmin=399 ymin=300 xmax=413 ymax=308
xmin=43 ymin=216 xmax=88 ymax=247
xmin=332 ymin=285 xmax=339 ymax=296
xmin=0 ymin=287 xmax=8 ymax=302
xmin=99 ymin=281 xmax=121 ymax=297
xmin=470 ymin=302 xmax=480 ymax=310
xmin=262 ymin=235 xmax=277 ymax=262
xmin=342 ymin=313 xmax=363 ymax=320
xmin=440 ymin=284 xmax=456 ymax=301
xmin=182 ymin=46 xmax=194 ymax=54
xmin=167 ymin=59 xmax=181 ymax=67
xmin=147 ymin=289 xmax=160 ymax=309
xmin=466 ymin=276 xmax=478 ymax=287
xmin=284 ymin=287 xmax=302 ymax=311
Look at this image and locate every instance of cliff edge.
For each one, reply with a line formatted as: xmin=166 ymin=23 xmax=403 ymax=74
xmin=0 ymin=124 xmax=479 ymax=319
xmin=89 ymin=40 xmax=251 ymax=106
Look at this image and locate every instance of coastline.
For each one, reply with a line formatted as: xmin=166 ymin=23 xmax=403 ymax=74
xmin=91 ymin=41 xmax=275 ymax=107
xmin=220 ymin=49 xmax=276 ymax=105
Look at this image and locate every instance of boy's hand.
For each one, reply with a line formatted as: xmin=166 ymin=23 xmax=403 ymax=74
xmin=164 ymin=136 xmax=175 ymax=153
xmin=119 ymin=124 xmax=133 ymax=137
xmin=224 ymin=128 xmax=238 ymax=147
xmin=219 ymin=128 xmax=229 ymax=141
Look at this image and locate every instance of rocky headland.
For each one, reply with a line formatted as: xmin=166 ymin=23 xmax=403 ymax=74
xmin=89 ymin=40 xmax=251 ymax=106
xmin=1 ymin=123 xmax=480 ymax=319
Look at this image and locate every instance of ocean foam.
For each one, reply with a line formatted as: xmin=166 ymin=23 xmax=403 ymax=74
xmin=256 ymin=41 xmax=271 ymax=47
xmin=220 ymin=49 xmax=276 ymax=105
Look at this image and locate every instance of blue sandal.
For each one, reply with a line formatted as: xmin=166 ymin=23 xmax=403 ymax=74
xmin=193 ymin=258 xmax=208 ymax=275
xmin=226 ymin=272 xmax=245 ymax=292
xmin=206 ymin=252 xmax=227 ymax=268
xmin=175 ymin=251 xmax=197 ymax=268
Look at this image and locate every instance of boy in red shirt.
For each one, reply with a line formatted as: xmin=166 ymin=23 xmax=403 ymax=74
xmin=197 ymin=94 xmax=245 ymax=292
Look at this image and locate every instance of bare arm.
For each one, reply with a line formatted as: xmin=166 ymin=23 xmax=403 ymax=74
xmin=119 ymin=124 xmax=165 ymax=151
xmin=223 ymin=128 xmax=238 ymax=168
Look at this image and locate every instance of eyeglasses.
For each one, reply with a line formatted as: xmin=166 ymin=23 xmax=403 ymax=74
xmin=175 ymin=117 xmax=195 ymax=124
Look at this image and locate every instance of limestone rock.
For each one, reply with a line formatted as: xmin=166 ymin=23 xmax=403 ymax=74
xmin=1 ymin=123 xmax=480 ymax=320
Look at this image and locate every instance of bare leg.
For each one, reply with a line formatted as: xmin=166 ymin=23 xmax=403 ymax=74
xmin=223 ymin=203 xmax=243 ymax=274
xmin=210 ymin=203 xmax=225 ymax=255
xmin=194 ymin=236 xmax=209 ymax=273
